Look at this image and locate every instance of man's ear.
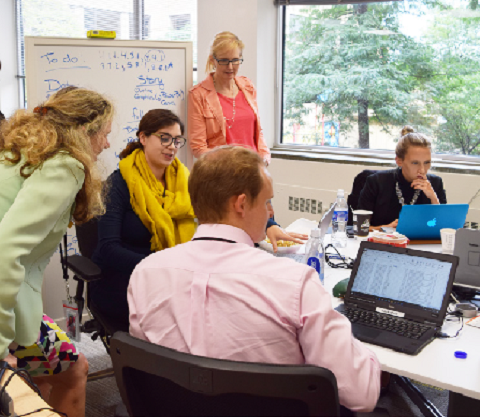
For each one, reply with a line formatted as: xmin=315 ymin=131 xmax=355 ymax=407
xmin=395 ymin=156 xmax=403 ymax=168
xmin=232 ymin=194 xmax=247 ymax=218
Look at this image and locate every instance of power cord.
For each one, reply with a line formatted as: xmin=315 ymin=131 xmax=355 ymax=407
xmin=324 ymin=244 xmax=355 ymax=269
xmin=0 ymin=361 xmax=67 ymax=417
xmin=435 ymin=310 xmax=464 ymax=339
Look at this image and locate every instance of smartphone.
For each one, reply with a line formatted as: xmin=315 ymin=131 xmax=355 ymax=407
xmin=346 ymin=226 xmax=354 ymax=238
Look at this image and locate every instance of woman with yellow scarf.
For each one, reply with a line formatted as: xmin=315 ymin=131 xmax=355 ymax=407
xmin=91 ymin=109 xmax=195 ymax=329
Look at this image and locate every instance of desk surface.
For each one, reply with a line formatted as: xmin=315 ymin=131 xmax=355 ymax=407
xmin=320 ymin=236 xmax=480 ymax=401
xmin=0 ymin=369 xmax=58 ymax=416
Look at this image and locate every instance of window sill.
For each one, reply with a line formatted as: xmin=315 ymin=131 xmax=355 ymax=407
xmin=271 ymin=147 xmax=480 ymax=176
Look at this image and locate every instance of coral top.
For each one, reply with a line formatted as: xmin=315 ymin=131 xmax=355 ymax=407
xmin=188 ymin=74 xmax=271 ymax=164
xmin=217 ymin=90 xmax=257 ymax=152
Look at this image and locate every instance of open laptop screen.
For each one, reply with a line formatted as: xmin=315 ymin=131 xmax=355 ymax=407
xmin=351 ymin=248 xmax=452 ymax=312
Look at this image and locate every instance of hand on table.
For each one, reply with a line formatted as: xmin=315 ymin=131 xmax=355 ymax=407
xmin=411 ymin=175 xmax=439 ymax=204
xmin=370 ymin=219 xmax=398 ymax=232
xmin=266 ymin=225 xmax=308 ymax=253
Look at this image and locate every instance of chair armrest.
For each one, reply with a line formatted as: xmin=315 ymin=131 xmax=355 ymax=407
xmin=66 ymin=254 xmax=103 ymax=282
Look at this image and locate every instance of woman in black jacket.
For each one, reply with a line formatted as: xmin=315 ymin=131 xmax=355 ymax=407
xmin=358 ymin=126 xmax=446 ymax=228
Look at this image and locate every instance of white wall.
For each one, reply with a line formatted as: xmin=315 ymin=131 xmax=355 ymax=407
xmin=0 ymin=0 xmax=20 ymax=117
xmin=197 ymin=0 xmax=258 ymax=85
xmin=197 ymin=0 xmax=277 ymax=148
xmin=255 ymin=0 xmax=277 ymax=150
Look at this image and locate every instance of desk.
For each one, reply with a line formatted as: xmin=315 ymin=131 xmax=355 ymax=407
xmin=322 ymin=237 xmax=480 ymax=416
xmin=0 ymin=369 xmax=59 ymax=416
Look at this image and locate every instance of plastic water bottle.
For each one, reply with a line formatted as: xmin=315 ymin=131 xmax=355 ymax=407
xmin=332 ymin=189 xmax=348 ymax=248
xmin=304 ymin=228 xmax=325 ymax=285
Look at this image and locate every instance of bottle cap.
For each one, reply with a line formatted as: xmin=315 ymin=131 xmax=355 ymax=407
xmin=310 ymin=228 xmax=320 ymax=238
xmin=337 ymin=189 xmax=344 ymax=197
xmin=454 ymin=351 xmax=467 ymax=359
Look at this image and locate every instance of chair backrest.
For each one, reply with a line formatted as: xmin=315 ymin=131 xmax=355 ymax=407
xmin=347 ymin=169 xmax=379 ymax=225
xmin=111 ymin=332 xmax=340 ymax=417
xmin=75 ymin=218 xmax=98 ymax=259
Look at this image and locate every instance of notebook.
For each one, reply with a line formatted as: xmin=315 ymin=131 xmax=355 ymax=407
xmin=336 ymin=241 xmax=458 ymax=355
xmin=396 ymin=204 xmax=469 ymax=240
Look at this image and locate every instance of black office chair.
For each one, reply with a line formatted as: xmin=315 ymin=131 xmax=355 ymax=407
xmin=64 ymin=219 xmax=128 ymax=353
xmin=110 ymin=331 xmax=341 ymax=417
xmin=347 ymin=169 xmax=379 ymax=226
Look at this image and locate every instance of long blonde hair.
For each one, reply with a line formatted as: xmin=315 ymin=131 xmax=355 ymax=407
xmin=205 ymin=31 xmax=245 ymax=74
xmin=395 ymin=125 xmax=432 ymax=160
xmin=0 ymin=87 xmax=114 ymax=224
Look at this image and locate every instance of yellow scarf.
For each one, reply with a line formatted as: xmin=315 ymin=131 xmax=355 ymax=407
xmin=119 ymin=148 xmax=195 ymax=252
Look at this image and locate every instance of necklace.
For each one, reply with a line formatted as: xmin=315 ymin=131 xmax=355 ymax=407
xmin=396 ymin=182 xmax=421 ymax=206
xmin=213 ymin=75 xmax=236 ymax=129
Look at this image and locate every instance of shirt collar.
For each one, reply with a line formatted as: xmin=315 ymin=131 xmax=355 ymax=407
xmin=194 ymin=224 xmax=254 ymax=247
xmin=201 ymin=73 xmax=216 ymax=91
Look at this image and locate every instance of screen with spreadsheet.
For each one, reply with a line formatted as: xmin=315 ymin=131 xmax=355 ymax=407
xmin=351 ymin=249 xmax=452 ymax=311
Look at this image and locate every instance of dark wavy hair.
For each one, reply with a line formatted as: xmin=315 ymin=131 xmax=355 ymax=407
xmin=119 ymin=109 xmax=185 ymax=159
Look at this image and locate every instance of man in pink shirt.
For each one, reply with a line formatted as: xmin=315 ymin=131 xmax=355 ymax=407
xmin=128 ymin=146 xmax=381 ymax=412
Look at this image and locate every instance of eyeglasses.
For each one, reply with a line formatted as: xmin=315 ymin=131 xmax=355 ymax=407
xmin=151 ymin=133 xmax=187 ymax=149
xmin=214 ymin=57 xmax=244 ymax=66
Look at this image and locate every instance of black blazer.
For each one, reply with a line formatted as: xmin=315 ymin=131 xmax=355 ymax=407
xmin=358 ymin=168 xmax=447 ymax=227
xmin=91 ymin=170 xmax=153 ymax=325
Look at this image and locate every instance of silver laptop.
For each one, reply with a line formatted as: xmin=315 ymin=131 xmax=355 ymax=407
xmin=318 ymin=202 xmax=337 ymax=240
xmin=454 ymin=228 xmax=480 ymax=290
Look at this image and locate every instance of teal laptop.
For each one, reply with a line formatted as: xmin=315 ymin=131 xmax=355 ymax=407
xmin=396 ymin=204 xmax=469 ymax=240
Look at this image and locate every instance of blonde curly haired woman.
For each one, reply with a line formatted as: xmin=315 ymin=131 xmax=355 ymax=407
xmin=0 ymin=87 xmax=113 ymax=417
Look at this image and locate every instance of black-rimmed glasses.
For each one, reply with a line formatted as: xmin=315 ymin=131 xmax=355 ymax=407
xmin=151 ymin=133 xmax=187 ymax=149
xmin=214 ymin=56 xmax=244 ymax=66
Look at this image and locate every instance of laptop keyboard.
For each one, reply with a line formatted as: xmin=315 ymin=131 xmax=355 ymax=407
xmin=343 ymin=307 xmax=431 ymax=339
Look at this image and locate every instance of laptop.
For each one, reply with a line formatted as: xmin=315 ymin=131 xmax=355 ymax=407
xmin=396 ymin=204 xmax=469 ymax=240
xmin=453 ymin=228 xmax=480 ymax=291
xmin=336 ymin=241 xmax=458 ymax=355
xmin=318 ymin=202 xmax=336 ymax=240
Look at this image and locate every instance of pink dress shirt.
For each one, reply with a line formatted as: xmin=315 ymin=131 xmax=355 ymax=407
xmin=128 ymin=224 xmax=381 ymax=412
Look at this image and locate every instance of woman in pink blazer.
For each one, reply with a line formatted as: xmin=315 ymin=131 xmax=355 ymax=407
xmin=188 ymin=32 xmax=271 ymax=165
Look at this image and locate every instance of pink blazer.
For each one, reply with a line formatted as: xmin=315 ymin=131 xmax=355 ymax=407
xmin=188 ymin=73 xmax=271 ymax=163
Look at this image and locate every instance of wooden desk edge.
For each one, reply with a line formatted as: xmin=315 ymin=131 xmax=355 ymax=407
xmin=0 ymin=369 xmax=60 ymax=416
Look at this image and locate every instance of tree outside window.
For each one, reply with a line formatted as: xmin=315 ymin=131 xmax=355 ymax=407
xmin=282 ymin=0 xmax=480 ymax=156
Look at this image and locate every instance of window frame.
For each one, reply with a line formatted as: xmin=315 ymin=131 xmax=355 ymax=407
xmin=274 ymin=3 xmax=480 ymax=169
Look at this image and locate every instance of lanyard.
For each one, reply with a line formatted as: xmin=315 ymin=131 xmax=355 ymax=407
xmin=192 ymin=237 xmax=237 ymax=244
xmin=59 ymin=234 xmax=73 ymax=303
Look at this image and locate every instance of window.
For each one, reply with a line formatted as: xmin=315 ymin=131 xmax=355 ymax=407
xmin=280 ymin=0 xmax=480 ymax=157
xmin=15 ymin=0 xmax=197 ymax=106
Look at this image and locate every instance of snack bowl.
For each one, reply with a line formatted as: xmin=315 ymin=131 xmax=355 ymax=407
xmin=258 ymin=239 xmax=304 ymax=254
xmin=367 ymin=231 xmax=409 ymax=248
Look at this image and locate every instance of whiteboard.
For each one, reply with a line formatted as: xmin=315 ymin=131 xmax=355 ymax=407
xmin=25 ymin=37 xmax=194 ymax=172
xmin=24 ymin=37 xmax=193 ymax=325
